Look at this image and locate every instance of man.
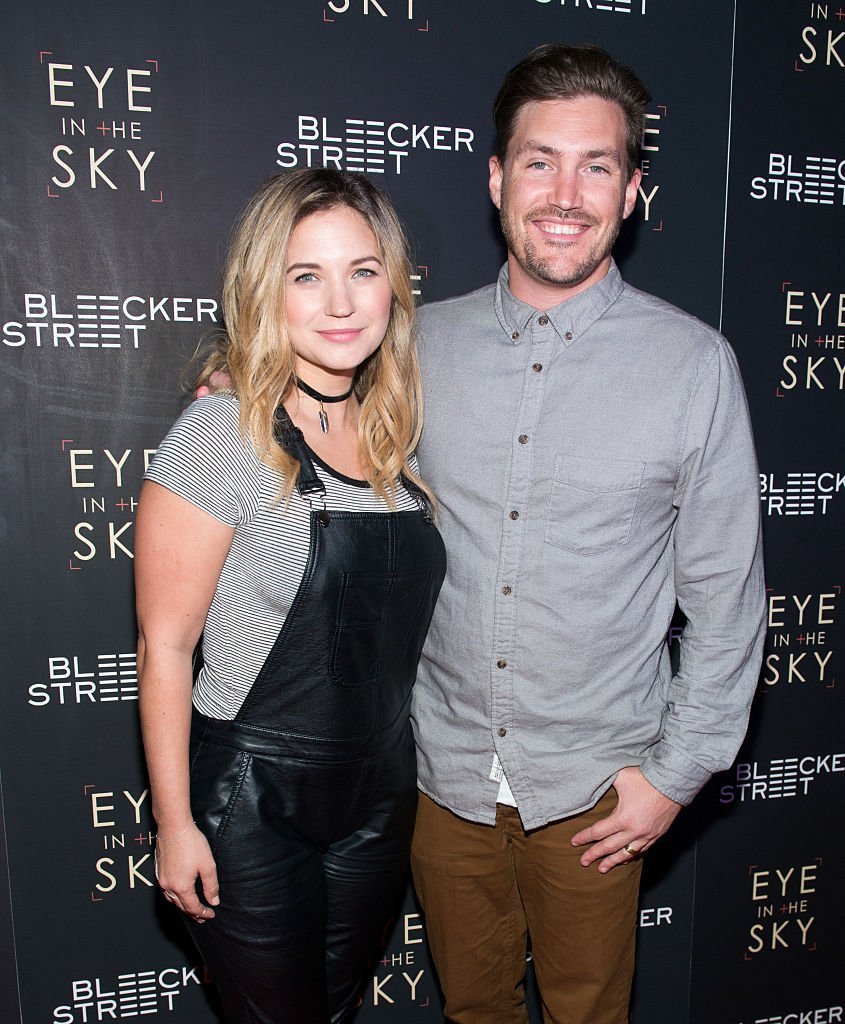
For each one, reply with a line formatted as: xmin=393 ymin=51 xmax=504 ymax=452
xmin=408 ymin=44 xmax=765 ymax=1023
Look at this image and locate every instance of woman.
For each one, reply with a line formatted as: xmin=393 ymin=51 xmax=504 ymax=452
xmin=135 ymin=168 xmax=445 ymax=1024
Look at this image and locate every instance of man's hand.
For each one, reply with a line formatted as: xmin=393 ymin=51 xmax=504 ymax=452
xmin=570 ymin=766 xmax=682 ymax=873
xmin=195 ymin=369 xmax=232 ymax=400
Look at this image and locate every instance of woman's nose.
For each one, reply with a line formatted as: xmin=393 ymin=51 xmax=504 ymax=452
xmin=326 ymin=279 xmax=354 ymax=317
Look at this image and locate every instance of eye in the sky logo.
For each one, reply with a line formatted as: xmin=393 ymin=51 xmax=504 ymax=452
xmin=763 ymin=587 xmax=838 ymax=691
xmin=635 ymin=104 xmax=666 ymax=229
xmin=323 ymin=0 xmax=430 ymax=28
xmin=745 ymin=858 xmax=823 ymax=959
xmin=43 ymin=55 xmax=162 ymax=198
xmin=775 ymin=282 xmax=845 ymax=397
xmin=275 ymin=115 xmax=475 ymax=175
xmin=796 ymin=3 xmax=845 ymax=70
xmin=61 ymin=441 xmax=158 ymax=569
xmin=86 ymin=782 xmax=156 ymax=900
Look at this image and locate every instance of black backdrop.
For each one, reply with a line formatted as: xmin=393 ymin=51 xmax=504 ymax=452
xmin=1 ymin=3 xmax=843 ymax=1022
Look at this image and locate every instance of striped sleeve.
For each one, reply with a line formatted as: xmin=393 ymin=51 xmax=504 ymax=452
xmin=144 ymin=395 xmax=263 ymax=526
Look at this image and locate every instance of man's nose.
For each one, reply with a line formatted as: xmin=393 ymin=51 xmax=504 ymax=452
xmin=548 ymin=168 xmax=582 ymax=211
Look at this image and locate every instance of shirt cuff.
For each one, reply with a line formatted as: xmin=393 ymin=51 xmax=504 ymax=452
xmin=639 ymin=742 xmax=713 ymax=806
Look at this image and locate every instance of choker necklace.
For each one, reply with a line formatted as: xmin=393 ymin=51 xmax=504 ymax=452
xmin=296 ymin=378 xmax=354 ymax=434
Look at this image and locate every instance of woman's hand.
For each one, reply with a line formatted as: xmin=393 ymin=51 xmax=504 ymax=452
xmin=136 ymin=481 xmax=234 ymax=925
xmin=155 ymin=822 xmax=220 ymax=922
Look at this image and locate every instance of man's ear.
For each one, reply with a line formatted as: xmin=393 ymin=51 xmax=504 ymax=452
xmin=489 ymin=155 xmax=504 ymax=210
xmin=622 ymin=167 xmax=642 ymax=220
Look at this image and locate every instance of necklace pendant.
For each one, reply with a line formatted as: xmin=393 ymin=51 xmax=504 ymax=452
xmin=318 ymin=407 xmax=329 ymax=434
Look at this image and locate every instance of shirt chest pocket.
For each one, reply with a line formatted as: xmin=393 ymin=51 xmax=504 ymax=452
xmin=545 ymin=454 xmax=645 ymax=556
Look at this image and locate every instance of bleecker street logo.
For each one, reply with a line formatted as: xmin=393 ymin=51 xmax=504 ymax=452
xmin=2 ymin=292 xmax=219 ymax=350
xmin=28 ymin=653 xmax=138 ymax=707
xmin=719 ymin=753 xmax=844 ymax=804
xmin=638 ymin=905 xmax=672 ymax=928
xmin=51 ymin=962 xmax=212 ymax=1023
xmin=750 ymin=153 xmax=845 ymax=205
xmin=43 ymin=55 xmax=163 ymax=199
xmin=530 ymin=0 xmax=648 ymax=13
xmin=759 ymin=471 xmax=845 ymax=515
xmin=739 ymin=1005 xmax=844 ymax=1024
xmin=275 ymin=115 xmax=475 ymax=175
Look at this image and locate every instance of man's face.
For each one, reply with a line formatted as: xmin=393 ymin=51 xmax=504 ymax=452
xmin=489 ymin=96 xmax=642 ymax=308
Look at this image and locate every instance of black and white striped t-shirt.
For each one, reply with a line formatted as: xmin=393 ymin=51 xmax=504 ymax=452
xmin=144 ymin=393 xmax=422 ymax=719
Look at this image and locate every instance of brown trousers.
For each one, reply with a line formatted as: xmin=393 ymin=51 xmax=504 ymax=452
xmin=410 ymin=790 xmax=642 ymax=1024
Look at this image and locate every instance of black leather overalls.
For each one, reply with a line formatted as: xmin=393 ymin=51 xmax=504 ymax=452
xmin=185 ymin=417 xmax=446 ymax=1024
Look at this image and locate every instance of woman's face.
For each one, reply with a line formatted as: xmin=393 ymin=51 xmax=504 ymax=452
xmin=284 ymin=205 xmax=393 ymax=389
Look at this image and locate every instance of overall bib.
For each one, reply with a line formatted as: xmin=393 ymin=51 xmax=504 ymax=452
xmin=186 ymin=418 xmax=445 ymax=1024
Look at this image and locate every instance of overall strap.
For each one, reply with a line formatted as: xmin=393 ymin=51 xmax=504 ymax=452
xmin=273 ymin=406 xmax=326 ymax=498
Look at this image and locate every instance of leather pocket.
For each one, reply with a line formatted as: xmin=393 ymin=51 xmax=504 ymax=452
xmin=545 ymin=454 xmax=644 ymax=555
xmin=189 ymin=740 xmax=252 ymax=853
xmin=329 ymin=568 xmax=431 ymax=687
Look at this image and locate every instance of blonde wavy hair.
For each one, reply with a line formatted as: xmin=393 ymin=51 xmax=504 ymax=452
xmin=199 ymin=168 xmax=434 ymax=509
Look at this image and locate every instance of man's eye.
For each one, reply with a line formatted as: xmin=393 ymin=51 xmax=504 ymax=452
xmin=588 ymin=165 xmax=610 ymax=174
xmin=529 ymin=161 xmax=549 ymax=171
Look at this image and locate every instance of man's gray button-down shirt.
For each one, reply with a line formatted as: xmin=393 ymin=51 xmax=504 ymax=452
xmin=411 ymin=262 xmax=766 ymax=830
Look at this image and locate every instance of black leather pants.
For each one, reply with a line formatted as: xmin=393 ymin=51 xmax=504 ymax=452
xmin=186 ymin=714 xmax=418 ymax=1024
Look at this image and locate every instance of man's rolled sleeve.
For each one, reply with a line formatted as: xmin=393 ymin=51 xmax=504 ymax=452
xmin=640 ymin=339 xmax=766 ymax=806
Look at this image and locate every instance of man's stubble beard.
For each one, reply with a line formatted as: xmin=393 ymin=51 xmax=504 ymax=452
xmin=499 ymin=193 xmax=626 ymax=290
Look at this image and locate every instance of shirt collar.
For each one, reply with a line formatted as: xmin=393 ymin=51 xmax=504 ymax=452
xmin=493 ymin=260 xmax=625 ymax=347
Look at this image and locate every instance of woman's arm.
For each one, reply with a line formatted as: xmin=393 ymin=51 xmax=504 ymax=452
xmin=135 ymin=479 xmax=235 ymax=921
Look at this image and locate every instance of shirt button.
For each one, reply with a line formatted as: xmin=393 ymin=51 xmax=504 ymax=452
xmin=511 ymin=330 xmax=520 ymax=340
xmin=501 ymin=585 xmax=512 ymax=595
xmin=538 ymin=315 xmax=549 ymax=326
xmin=532 ymin=362 xmax=543 ymax=372
xmin=565 ymin=330 xmax=573 ymax=341
xmin=518 ymin=434 xmax=528 ymax=445
xmin=509 ymin=510 xmax=520 ymax=520
xmin=498 ymin=727 xmax=507 ymax=737
xmin=496 ymin=659 xmax=507 ymax=669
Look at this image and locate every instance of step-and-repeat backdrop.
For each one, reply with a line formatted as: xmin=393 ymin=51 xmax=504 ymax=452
xmin=1 ymin=3 xmax=842 ymax=1022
